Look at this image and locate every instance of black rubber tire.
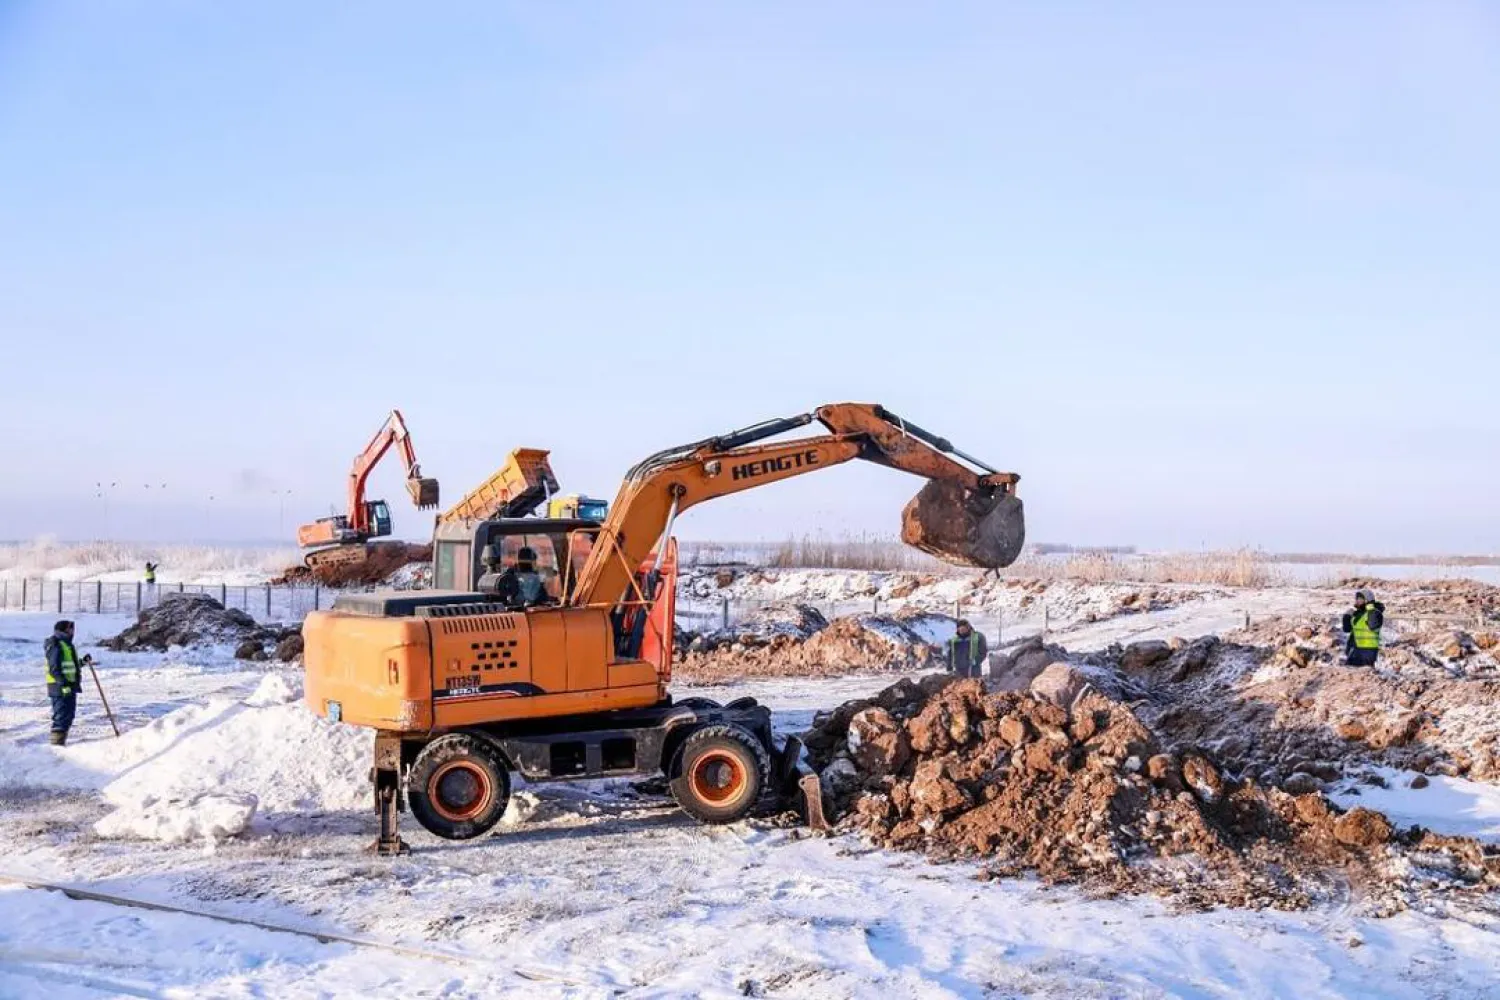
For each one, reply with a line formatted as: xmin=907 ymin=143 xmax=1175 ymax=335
xmin=669 ymin=724 xmax=771 ymax=825
xmin=674 ymin=697 xmax=722 ymax=711
xmin=406 ymin=734 xmax=511 ymax=840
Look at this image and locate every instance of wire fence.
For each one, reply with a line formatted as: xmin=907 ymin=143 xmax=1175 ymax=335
xmin=0 ymin=579 xmax=336 ymax=624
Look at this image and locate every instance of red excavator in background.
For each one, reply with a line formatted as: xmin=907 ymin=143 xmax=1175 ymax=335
xmin=297 ymin=409 xmax=442 ymax=571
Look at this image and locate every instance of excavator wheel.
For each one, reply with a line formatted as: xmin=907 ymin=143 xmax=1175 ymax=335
xmin=407 ymin=734 xmax=511 ymax=840
xmin=669 ymin=724 xmax=770 ymax=825
xmin=673 ymin=697 xmax=722 ymax=711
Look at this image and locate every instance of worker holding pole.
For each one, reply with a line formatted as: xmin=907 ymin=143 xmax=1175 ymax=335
xmin=44 ymin=620 xmax=90 ymax=746
xmin=43 ymin=620 xmax=119 ymax=744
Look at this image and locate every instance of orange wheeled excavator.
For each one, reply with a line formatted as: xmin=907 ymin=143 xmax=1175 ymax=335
xmin=296 ymin=410 xmax=441 ymax=571
xmin=302 ymin=403 xmax=1024 ymax=853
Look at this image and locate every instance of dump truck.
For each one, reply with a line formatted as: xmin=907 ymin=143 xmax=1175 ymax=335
xmin=302 ymin=403 xmax=1024 ymax=853
xmin=297 ymin=410 xmax=440 ymax=571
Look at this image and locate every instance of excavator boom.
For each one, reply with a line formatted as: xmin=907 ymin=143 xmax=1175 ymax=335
xmin=571 ymin=402 xmax=1023 ymax=607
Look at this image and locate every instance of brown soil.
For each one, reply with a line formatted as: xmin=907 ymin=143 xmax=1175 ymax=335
xmin=271 ymin=542 xmax=431 ymax=587
xmin=675 ymin=604 xmax=940 ymax=684
xmin=806 ymin=674 xmax=1500 ymax=912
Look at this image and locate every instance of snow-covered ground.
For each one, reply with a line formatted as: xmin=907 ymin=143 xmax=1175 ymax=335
xmin=2 ymin=611 xmax=1499 ymax=996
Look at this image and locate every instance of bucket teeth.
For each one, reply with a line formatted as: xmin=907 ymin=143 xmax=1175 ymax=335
xmin=408 ymin=478 xmax=441 ymax=510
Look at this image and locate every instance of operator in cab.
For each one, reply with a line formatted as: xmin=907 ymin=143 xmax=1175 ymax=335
xmin=496 ymin=546 xmax=550 ymax=610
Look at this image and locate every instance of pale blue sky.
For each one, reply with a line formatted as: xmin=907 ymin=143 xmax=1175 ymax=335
xmin=1 ymin=2 xmax=1496 ymax=551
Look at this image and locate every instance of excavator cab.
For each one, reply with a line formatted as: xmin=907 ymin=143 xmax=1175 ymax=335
xmin=364 ymin=500 xmax=394 ymax=539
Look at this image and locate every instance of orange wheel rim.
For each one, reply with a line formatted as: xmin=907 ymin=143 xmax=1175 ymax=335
xmin=690 ymin=750 xmax=747 ymax=805
xmin=428 ymin=761 xmax=493 ymax=821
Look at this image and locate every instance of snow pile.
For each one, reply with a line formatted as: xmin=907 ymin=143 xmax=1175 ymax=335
xmin=94 ymin=792 xmax=259 ymax=845
xmin=89 ymin=673 xmax=371 ymax=844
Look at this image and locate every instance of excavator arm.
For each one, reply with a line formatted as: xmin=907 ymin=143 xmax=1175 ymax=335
xmin=346 ymin=409 xmax=440 ymax=534
xmin=570 ymin=403 xmax=1023 ymax=608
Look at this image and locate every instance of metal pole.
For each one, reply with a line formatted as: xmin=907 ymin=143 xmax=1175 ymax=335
xmin=721 ymin=596 xmax=729 ymax=629
xmin=56 ymin=580 xmax=63 ymax=614
xmin=1244 ymin=611 xmax=1250 ymax=629
xmin=1043 ymin=605 xmax=1049 ymax=638
xmin=95 ymin=581 xmax=103 ymax=613
xmin=997 ymin=610 xmax=1003 ymax=646
xmin=265 ymin=585 xmax=272 ymax=619
xmin=873 ymin=596 xmax=880 ymax=616
xmin=21 ymin=579 xmax=27 ymax=611
xmin=85 ymin=659 xmax=120 ymax=738
xmin=954 ymin=600 xmax=961 ymax=619
xmin=220 ymin=583 xmax=227 ymax=606
xmin=135 ymin=582 xmax=142 ymax=613
xmin=314 ymin=586 xmax=320 ymax=611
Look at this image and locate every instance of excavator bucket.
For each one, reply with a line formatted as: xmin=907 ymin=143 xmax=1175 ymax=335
xmin=901 ymin=480 xmax=1026 ymax=569
xmin=406 ymin=477 xmax=441 ymax=510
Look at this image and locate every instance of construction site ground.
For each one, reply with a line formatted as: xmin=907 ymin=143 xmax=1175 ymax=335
xmin=2 ymin=573 xmax=1500 ymax=997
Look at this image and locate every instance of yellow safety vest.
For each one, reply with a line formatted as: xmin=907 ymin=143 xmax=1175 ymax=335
xmin=46 ymin=638 xmax=80 ymax=687
xmin=1351 ymin=608 xmax=1381 ymax=650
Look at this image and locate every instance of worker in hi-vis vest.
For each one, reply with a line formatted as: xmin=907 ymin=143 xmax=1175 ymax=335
xmin=44 ymin=620 xmax=92 ymax=746
xmin=945 ymin=619 xmax=989 ymax=678
xmin=144 ymin=561 xmax=157 ymax=586
xmin=1341 ymin=588 xmax=1385 ymax=667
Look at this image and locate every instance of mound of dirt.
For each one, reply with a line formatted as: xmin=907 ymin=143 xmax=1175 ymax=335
xmin=807 ymin=674 xmax=1499 ymax=912
xmin=101 ymin=593 xmax=300 ymax=660
xmin=676 ymin=603 xmax=941 ymax=682
xmin=271 ymin=542 xmax=431 ymax=587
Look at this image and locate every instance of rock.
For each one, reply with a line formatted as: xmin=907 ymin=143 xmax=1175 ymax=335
xmin=819 ymin=757 xmax=860 ymax=801
xmin=1181 ymin=753 xmax=1224 ymax=805
xmin=1370 ymin=712 xmax=1422 ymax=749
xmin=234 ymin=639 xmax=266 ymax=661
xmin=1146 ymin=754 xmax=1177 ymax=784
xmin=1474 ymin=632 xmax=1498 ymax=651
xmin=1409 ymin=774 xmax=1430 ymax=789
xmin=273 ymin=632 xmax=305 ymax=662
xmin=1294 ymin=626 xmax=1315 ymax=641
xmin=1166 ymin=636 xmax=1218 ymax=681
xmin=1028 ymin=662 xmax=1088 ymax=710
xmin=1280 ymin=645 xmax=1308 ymax=668
xmin=997 ymin=715 xmax=1031 ymax=748
xmin=1120 ymin=640 xmax=1172 ymax=673
xmin=847 ymin=708 xmax=911 ymax=776
xmin=1282 ymin=772 xmax=1323 ymax=795
xmin=1333 ymin=807 xmax=1393 ymax=848
xmin=1293 ymin=794 xmax=1331 ymax=825
xmin=909 ymin=759 xmax=970 ymax=819
xmin=714 ymin=568 xmax=736 ymax=588
xmin=1336 ymin=720 xmax=1368 ymax=741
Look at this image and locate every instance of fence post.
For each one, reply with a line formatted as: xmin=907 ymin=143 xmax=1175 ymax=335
xmin=721 ymin=596 xmax=729 ymax=630
xmin=265 ymin=585 xmax=272 ymax=619
xmin=95 ymin=580 xmax=103 ymax=613
xmin=220 ymin=583 xmax=227 ymax=606
xmin=314 ymin=586 xmax=321 ymax=611
xmin=1 ymin=579 xmax=6 ymax=609
xmin=997 ymin=610 xmax=1003 ymax=646
xmin=56 ymin=580 xmax=63 ymax=613
xmin=872 ymin=596 xmax=880 ymax=616
xmin=1244 ymin=610 xmax=1250 ymax=630
xmin=1043 ymin=605 xmax=1050 ymax=638
xmin=21 ymin=578 xmax=27 ymax=611
xmin=178 ymin=582 xmax=184 ymax=594
xmin=954 ymin=600 xmax=961 ymax=619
